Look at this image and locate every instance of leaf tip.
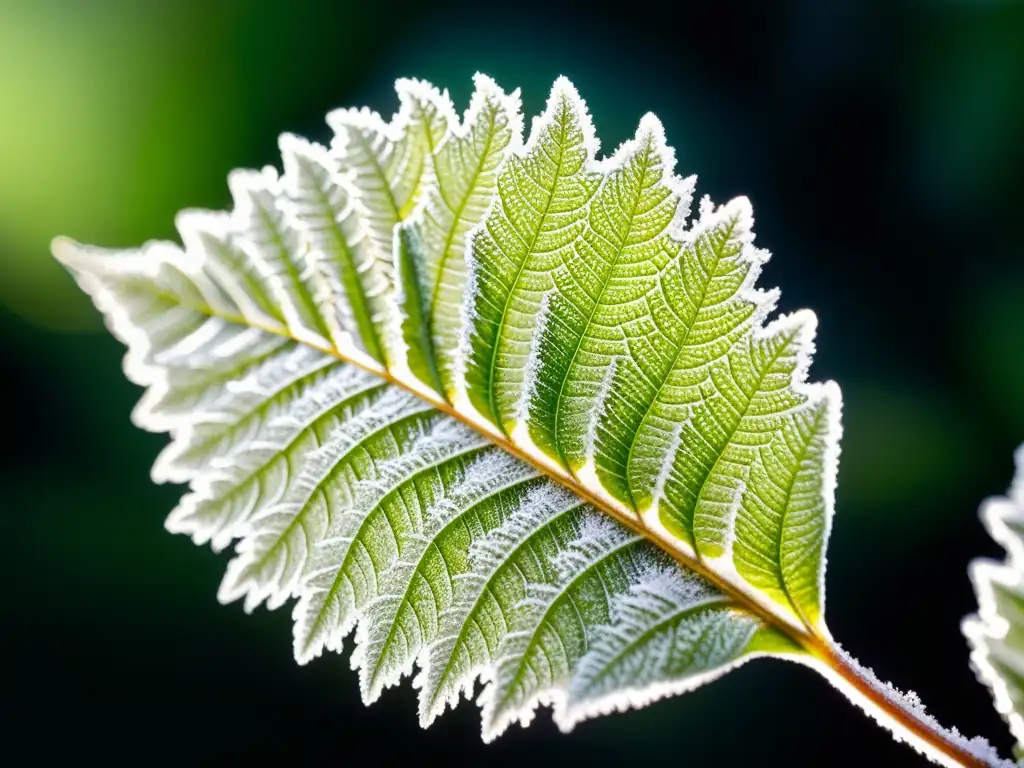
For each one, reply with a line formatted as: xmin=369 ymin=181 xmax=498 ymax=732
xmin=635 ymin=111 xmax=667 ymax=146
xmin=50 ymin=237 xmax=119 ymax=285
xmin=470 ymin=71 xmax=501 ymax=97
xmin=291 ymin=605 xmax=327 ymax=667
xmin=227 ymin=165 xmax=280 ymax=206
xmin=540 ymin=75 xmax=599 ymax=158
xmin=277 ymin=130 xmax=314 ymax=161
xmin=50 ymin=235 xmax=80 ymax=266
xmin=174 ymin=208 xmax=232 ymax=254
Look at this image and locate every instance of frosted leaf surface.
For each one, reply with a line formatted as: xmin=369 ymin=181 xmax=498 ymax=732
xmin=53 ymin=75 xmax=854 ymax=745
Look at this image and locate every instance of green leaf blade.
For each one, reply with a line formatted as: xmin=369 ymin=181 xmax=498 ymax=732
xmin=394 ymin=225 xmax=445 ymax=392
xmin=462 ymin=78 xmax=602 ymax=432
xmin=396 ymin=74 xmax=521 ymax=396
xmin=522 ymin=116 xmax=690 ymax=472
xmin=622 ymin=198 xmax=767 ymax=513
xmin=227 ymin=168 xmax=334 ymax=348
xmin=563 ymin=569 xmax=765 ymax=728
xmin=354 ymin=450 xmax=538 ymax=702
xmin=733 ymin=389 xmax=840 ymax=628
xmin=279 ymin=134 xmax=386 ymax=362
xmin=327 ymin=79 xmax=454 ymax=365
xmin=327 ymin=81 xmax=453 ymax=260
xmin=654 ymin=312 xmax=815 ymax=559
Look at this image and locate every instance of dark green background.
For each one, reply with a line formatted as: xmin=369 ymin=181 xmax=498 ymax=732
xmin=3 ymin=0 xmax=1023 ymax=764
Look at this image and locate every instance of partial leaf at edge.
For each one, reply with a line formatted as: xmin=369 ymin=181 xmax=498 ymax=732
xmin=965 ymin=445 xmax=1024 ymax=755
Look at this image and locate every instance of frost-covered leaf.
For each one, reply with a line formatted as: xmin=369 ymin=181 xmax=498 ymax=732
xmin=53 ymin=74 xmax=1003 ymax=765
xmin=49 ymin=73 xmax=842 ymax=740
xmin=965 ymin=445 xmax=1024 ymax=754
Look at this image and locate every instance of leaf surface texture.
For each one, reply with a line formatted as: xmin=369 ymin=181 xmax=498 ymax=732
xmin=54 ymin=74 xmax=843 ymax=739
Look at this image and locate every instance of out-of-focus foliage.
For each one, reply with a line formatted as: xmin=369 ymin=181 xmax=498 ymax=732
xmin=0 ymin=2 xmax=236 ymax=328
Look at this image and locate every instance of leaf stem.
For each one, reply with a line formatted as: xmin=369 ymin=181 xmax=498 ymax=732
xmin=802 ymin=639 xmax=991 ymax=768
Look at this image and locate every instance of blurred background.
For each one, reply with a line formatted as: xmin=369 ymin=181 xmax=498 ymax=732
xmin=3 ymin=0 xmax=1023 ymax=764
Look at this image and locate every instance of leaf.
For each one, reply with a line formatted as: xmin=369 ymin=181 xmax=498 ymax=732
xmin=56 ymin=74 xmax=1001 ymax=764
xmin=965 ymin=445 xmax=1024 ymax=754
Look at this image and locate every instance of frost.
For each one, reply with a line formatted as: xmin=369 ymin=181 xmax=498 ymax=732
xmin=477 ymin=509 xmax=643 ymax=741
xmin=515 ymin=292 xmax=553 ymax=428
xmin=415 ymin=482 xmax=583 ymax=727
xmin=563 ymin=563 xmax=757 ymax=730
xmin=815 ymin=645 xmax=1014 ymax=768
xmin=353 ymin=449 xmax=537 ymax=702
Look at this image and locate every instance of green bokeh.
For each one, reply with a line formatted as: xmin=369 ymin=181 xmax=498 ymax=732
xmin=0 ymin=2 xmax=240 ymax=328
